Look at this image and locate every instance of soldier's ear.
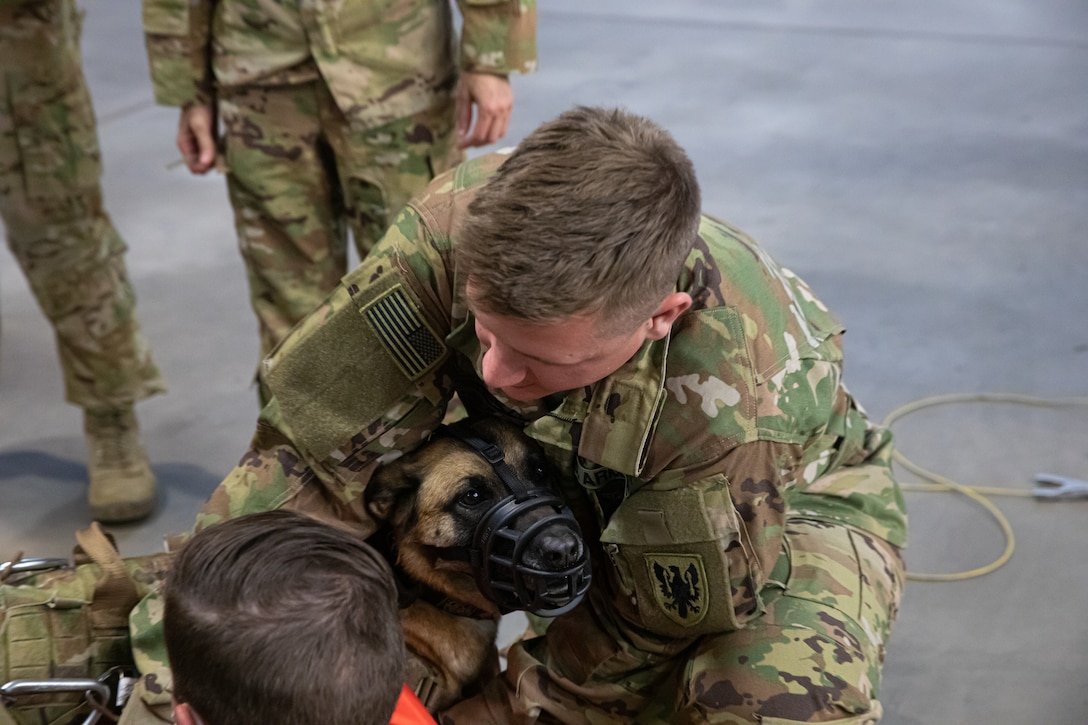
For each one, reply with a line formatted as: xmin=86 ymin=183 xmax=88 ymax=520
xmin=645 ymin=292 xmax=692 ymax=341
xmin=173 ymin=702 xmax=204 ymax=725
xmin=366 ymin=457 xmax=421 ymax=524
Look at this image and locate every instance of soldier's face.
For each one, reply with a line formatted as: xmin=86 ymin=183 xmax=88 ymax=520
xmin=471 ymin=305 xmax=652 ymax=402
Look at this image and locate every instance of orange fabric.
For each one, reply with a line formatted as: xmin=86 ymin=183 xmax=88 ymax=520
xmin=389 ymin=685 xmax=437 ymax=725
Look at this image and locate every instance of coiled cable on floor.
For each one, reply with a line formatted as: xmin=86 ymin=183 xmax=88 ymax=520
xmin=881 ymin=393 xmax=1088 ymax=582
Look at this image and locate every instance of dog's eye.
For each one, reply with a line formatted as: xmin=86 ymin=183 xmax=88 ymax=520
xmin=458 ymin=490 xmax=483 ymax=507
xmin=458 ymin=484 xmax=488 ymax=507
xmin=526 ymin=455 xmax=548 ymax=480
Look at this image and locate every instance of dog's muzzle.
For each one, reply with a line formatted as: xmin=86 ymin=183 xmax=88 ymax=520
xmin=441 ymin=424 xmax=591 ymax=617
xmin=472 ymin=488 xmax=590 ymax=616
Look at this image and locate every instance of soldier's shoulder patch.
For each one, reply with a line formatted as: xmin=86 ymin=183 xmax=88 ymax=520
xmin=645 ymin=553 xmax=709 ymax=627
xmin=362 ymin=285 xmax=445 ymax=381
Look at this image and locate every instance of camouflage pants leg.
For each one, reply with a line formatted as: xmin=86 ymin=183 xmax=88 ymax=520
xmin=220 ymin=81 xmax=461 ymax=362
xmin=0 ymin=0 xmax=164 ymax=409
xmin=441 ymin=521 xmax=905 ymax=725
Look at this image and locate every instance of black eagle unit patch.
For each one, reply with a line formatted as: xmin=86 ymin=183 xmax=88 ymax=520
xmin=364 ymin=285 xmax=445 ymax=380
xmin=647 ymin=554 xmax=709 ymax=626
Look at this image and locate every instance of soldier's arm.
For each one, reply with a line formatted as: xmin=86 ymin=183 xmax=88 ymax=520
xmin=143 ymin=0 xmax=219 ymax=173
xmin=141 ymin=0 xmax=210 ymax=107
xmin=121 ymin=204 xmax=458 ymax=719
xmin=601 ymin=326 xmax=887 ymax=636
xmin=456 ymin=0 xmax=537 ymax=77
xmin=192 ymin=202 xmax=458 ymax=534
xmin=695 ymin=387 xmax=905 ymax=624
xmin=453 ymin=0 xmax=536 ymax=148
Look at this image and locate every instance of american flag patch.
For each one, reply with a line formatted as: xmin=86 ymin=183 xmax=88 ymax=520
xmin=363 ymin=286 xmax=445 ymax=379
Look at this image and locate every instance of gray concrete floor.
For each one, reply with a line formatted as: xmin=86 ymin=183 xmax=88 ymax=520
xmin=2 ymin=1 xmax=1087 ymax=723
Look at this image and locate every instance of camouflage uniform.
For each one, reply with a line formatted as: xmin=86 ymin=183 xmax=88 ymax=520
xmin=143 ymin=0 xmax=537 ymax=359
xmin=0 ymin=0 xmax=164 ymax=410
xmin=123 ymin=152 xmax=907 ymax=724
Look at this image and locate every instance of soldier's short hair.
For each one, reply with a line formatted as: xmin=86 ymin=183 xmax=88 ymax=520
xmin=164 ymin=510 xmax=405 ymax=725
xmin=459 ymin=105 xmax=701 ymax=333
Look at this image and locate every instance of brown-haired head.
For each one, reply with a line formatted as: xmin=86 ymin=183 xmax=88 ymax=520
xmin=164 ymin=510 xmax=405 ymax=725
xmin=458 ymin=106 xmax=701 ymax=334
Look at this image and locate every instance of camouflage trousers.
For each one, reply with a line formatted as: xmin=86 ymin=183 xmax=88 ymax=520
xmin=442 ymin=520 xmax=905 ymax=725
xmin=218 ymin=79 xmax=463 ymax=362
xmin=0 ymin=0 xmax=164 ymax=409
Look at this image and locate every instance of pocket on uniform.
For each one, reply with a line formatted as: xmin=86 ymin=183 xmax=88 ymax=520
xmin=599 ymin=477 xmax=765 ymax=638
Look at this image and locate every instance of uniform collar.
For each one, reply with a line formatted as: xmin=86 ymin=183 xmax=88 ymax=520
xmin=529 ymin=334 xmax=670 ymax=478
xmin=448 ymin=308 xmax=672 ymax=478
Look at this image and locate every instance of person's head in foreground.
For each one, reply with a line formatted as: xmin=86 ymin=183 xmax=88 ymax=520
xmin=457 ymin=105 xmax=702 ymax=401
xmin=163 ymin=510 xmax=405 ymax=725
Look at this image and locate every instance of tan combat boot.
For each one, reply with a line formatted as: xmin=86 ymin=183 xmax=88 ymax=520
xmin=83 ymin=406 xmax=157 ymax=523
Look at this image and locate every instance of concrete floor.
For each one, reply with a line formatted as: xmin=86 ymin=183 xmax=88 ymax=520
xmin=2 ymin=1 xmax=1087 ymax=723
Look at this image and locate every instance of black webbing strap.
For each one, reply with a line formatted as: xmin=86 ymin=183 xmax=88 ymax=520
xmin=436 ymin=423 xmax=534 ymax=502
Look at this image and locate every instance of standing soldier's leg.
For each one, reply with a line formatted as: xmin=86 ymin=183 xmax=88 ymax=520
xmin=219 ymin=82 xmax=348 ymax=366
xmin=220 ymin=83 xmax=461 ymax=399
xmin=441 ymin=521 xmax=904 ymax=724
xmin=325 ymin=96 xmax=463 ymax=259
xmin=328 ymin=95 xmax=464 ymax=420
xmin=0 ymin=0 xmax=165 ymax=523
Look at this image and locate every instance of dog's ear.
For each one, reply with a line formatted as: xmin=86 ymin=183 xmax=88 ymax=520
xmin=365 ymin=456 xmax=421 ymax=524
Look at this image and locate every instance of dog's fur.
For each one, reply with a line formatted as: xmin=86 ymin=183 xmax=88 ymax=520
xmin=365 ymin=419 xmax=564 ymax=712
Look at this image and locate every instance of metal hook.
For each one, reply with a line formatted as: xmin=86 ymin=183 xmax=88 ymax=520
xmin=0 ymin=679 xmax=112 ymax=725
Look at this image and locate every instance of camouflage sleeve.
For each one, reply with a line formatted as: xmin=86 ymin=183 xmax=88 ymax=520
xmin=141 ymin=0 xmax=194 ymax=106
xmin=692 ymin=385 xmax=906 ymax=632
xmin=603 ymin=338 xmax=906 ymax=637
xmin=699 ymin=362 xmax=906 ymax=629
xmin=121 ymin=199 xmax=459 ymax=720
xmin=192 ymin=201 xmax=457 ymax=535
xmin=600 ymin=217 xmax=908 ymax=636
xmin=188 ymin=0 xmax=215 ymax=106
xmin=457 ymin=0 xmax=537 ymax=75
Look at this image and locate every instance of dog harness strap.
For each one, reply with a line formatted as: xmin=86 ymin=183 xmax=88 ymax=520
xmin=436 ymin=424 xmax=533 ymax=501
xmin=413 ymin=676 xmax=441 ymax=713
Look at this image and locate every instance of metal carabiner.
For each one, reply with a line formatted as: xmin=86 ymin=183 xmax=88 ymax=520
xmin=0 ymin=679 xmax=112 ymax=725
xmin=0 ymin=556 xmax=70 ymax=584
xmin=3 ymin=557 xmax=70 ymax=574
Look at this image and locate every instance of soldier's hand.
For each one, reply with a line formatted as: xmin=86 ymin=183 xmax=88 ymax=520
xmin=455 ymin=72 xmax=513 ymax=149
xmin=177 ymin=103 xmax=217 ymax=174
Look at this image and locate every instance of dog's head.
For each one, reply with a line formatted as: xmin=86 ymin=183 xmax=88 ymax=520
xmin=365 ymin=419 xmax=589 ymax=617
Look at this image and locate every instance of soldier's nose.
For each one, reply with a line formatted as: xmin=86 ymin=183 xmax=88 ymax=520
xmin=481 ymin=346 xmax=527 ymax=389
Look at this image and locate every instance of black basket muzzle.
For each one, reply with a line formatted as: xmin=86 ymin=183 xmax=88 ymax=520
xmin=440 ymin=424 xmax=591 ymax=617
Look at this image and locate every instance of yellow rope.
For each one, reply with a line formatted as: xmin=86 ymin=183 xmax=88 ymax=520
xmin=881 ymin=392 xmax=1088 ymax=582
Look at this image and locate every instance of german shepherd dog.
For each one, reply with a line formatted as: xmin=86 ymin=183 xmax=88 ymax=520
xmin=365 ymin=418 xmax=588 ymax=712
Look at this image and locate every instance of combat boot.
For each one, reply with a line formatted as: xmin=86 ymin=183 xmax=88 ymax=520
xmin=83 ymin=406 xmax=157 ymax=523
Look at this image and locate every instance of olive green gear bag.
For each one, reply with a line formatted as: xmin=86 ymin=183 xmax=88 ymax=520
xmin=0 ymin=524 xmax=172 ymax=725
